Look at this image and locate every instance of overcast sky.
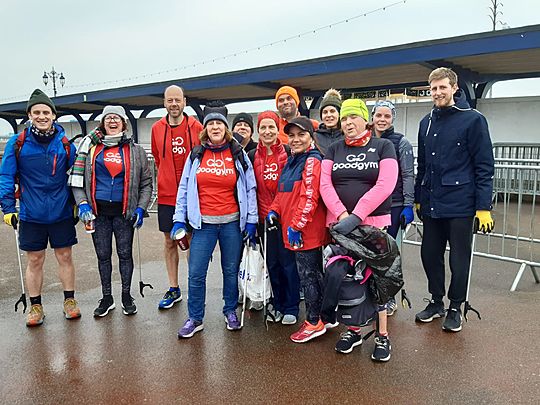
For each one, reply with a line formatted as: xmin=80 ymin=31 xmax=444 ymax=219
xmin=0 ymin=0 xmax=539 ymax=128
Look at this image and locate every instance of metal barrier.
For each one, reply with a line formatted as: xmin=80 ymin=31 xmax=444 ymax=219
xmin=146 ymin=152 xmax=158 ymax=213
xmin=405 ymin=161 xmax=540 ymax=292
xmin=492 ymin=142 xmax=540 ymax=160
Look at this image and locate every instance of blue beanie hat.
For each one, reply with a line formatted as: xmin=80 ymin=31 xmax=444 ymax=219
xmin=203 ymin=112 xmax=229 ymax=128
xmin=371 ymin=100 xmax=396 ymax=120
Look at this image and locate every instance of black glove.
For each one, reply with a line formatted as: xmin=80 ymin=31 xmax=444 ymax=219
xmin=332 ymin=214 xmax=361 ymax=235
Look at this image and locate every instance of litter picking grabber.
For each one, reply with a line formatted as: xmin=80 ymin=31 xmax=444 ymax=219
xmin=262 ymin=221 xmax=269 ymax=330
xmin=464 ymin=221 xmax=481 ymax=321
xmin=12 ymin=219 xmax=27 ymax=313
xmin=240 ymin=242 xmax=250 ymax=328
xmin=136 ymin=228 xmax=153 ymax=297
xmin=399 ymin=215 xmax=412 ymax=309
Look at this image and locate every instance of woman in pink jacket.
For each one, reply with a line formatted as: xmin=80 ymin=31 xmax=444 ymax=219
xmin=320 ymin=98 xmax=398 ymax=362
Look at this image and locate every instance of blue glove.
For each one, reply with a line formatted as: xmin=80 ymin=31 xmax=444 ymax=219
xmin=78 ymin=202 xmax=94 ymax=222
xmin=170 ymin=222 xmax=187 ymax=240
xmin=400 ymin=206 xmax=414 ymax=228
xmin=287 ymin=226 xmax=303 ymax=249
xmin=266 ymin=210 xmax=279 ymax=231
xmin=243 ymin=223 xmax=257 ymax=248
xmin=332 ymin=214 xmax=361 ymax=235
xmin=131 ymin=207 xmax=145 ymax=229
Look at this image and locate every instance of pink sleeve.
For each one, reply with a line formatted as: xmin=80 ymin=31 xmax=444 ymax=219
xmin=320 ymin=159 xmax=348 ymax=218
xmin=352 ymin=158 xmax=398 ymax=221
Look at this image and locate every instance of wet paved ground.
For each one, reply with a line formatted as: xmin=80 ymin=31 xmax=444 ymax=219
xmin=0 ymin=216 xmax=539 ymax=404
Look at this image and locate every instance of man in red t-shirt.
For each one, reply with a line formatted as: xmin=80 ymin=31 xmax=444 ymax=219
xmin=151 ymin=85 xmax=203 ymax=309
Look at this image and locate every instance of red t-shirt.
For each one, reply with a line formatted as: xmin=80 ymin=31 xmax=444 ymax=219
xmin=171 ymin=118 xmax=189 ymax=182
xmin=196 ymin=148 xmax=238 ymax=216
xmin=103 ymin=146 xmax=123 ymax=178
xmin=263 ymin=153 xmax=279 ymax=194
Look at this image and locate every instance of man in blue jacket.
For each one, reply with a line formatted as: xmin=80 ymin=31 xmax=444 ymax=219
xmin=0 ymin=89 xmax=80 ymax=326
xmin=414 ymin=68 xmax=494 ymax=333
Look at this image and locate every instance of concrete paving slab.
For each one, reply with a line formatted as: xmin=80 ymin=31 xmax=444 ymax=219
xmin=0 ymin=216 xmax=539 ymax=404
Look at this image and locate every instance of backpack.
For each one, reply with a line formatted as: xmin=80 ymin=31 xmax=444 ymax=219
xmin=323 ymin=255 xmax=378 ymax=327
xmin=14 ymin=128 xmax=71 ymax=162
xmin=13 ymin=129 xmax=72 ymax=199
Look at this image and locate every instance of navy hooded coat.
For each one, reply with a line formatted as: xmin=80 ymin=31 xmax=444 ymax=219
xmin=414 ymin=90 xmax=494 ymax=218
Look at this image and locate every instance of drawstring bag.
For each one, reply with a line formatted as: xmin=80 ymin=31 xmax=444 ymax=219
xmin=238 ymin=245 xmax=271 ymax=302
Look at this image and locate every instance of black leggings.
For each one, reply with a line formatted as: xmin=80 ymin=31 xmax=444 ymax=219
xmin=92 ymin=215 xmax=135 ymax=296
xmin=295 ymin=248 xmax=324 ymax=324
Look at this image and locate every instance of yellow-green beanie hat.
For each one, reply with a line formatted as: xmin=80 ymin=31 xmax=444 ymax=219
xmin=340 ymin=98 xmax=368 ymax=121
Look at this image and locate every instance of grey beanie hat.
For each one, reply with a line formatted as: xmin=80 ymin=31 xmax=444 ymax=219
xmin=101 ymin=105 xmax=128 ymax=122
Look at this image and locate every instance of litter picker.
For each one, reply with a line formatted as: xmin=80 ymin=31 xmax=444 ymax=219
xmin=136 ymin=228 xmax=153 ymax=297
xmin=464 ymin=220 xmax=481 ymax=321
xmin=12 ymin=218 xmax=27 ymax=313
xmin=262 ymin=221 xmax=269 ymax=330
xmin=240 ymin=242 xmax=250 ymax=328
xmin=399 ymin=215 xmax=412 ymax=309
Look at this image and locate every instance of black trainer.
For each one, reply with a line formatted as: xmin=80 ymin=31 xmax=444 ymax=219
xmin=442 ymin=307 xmax=463 ymax=332
xmin=93 ymin=296 xmax=115 ymax=317
xmin=415 ymin=299 xmax=446 ymax=323
xmin=335 ymin=330 xmax=363 ymax=354
xmin=122 ymin=295 xmax=137 ymax=316
xmin=371 ymin=335 xmax=391 ymax=362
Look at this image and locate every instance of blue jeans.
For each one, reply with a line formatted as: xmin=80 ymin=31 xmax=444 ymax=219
xmin=188 ymin=221 xmax=243 ymax=321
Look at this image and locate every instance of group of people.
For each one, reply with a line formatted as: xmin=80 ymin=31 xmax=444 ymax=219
xmin=0 ymin=67 xmax=495 ymax=364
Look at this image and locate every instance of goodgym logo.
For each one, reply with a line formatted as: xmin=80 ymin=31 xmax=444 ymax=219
xmin=104 ymin=151 xmax=122 ymax=164
xmin=197 ymin=158 xmax=234 ymax=176
xmin=172 ymin=136 xmax=186 ymax=154
xmin=263 ymin=163 xmax=279 ymax=180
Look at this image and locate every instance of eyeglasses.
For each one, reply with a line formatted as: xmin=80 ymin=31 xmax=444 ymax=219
xmin=104 ymin=116 xmax=121 ymax=122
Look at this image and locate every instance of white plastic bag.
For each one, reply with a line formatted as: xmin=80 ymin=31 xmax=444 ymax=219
xmin=238 ymin=245 xmax=271 ymax=302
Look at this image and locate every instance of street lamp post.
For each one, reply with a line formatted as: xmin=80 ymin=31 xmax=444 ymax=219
xmin=42 ymin=67 xmax=65 ymax=97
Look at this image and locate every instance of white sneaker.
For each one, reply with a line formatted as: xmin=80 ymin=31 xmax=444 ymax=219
xmin=249 ymin=300 xmax=264 ymax=311
xmin=266 ymin=306 xmax=283 ymax=322
xmin=281 ymin=314 xmax=297 ymax=325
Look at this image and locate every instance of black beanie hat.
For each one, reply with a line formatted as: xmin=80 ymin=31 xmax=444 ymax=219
xmin=203 ymin=101 xmax=228 ymax=119
xmin=232 ymin=113 xmax=254 ymax=132
xmin=27 ymin=89 xmax=56 ymax=114
xmin=319 ymin=88 xmax=342 ymax=116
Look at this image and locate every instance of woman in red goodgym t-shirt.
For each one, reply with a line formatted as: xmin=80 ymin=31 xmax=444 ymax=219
xmin=248 ymin=111 xmax=300 ymax=325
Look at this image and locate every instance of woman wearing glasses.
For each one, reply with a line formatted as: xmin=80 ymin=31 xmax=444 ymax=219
xmin=70 ymin=106 xmax=153 ymax=317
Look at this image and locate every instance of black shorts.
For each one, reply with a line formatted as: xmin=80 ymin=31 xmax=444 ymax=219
xmin=19 ymin=218 xmax=78 ymax=251
xmin=158 ymin=204 xmax=175 ymax=233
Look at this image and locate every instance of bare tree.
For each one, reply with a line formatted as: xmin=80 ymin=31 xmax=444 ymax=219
xmin=488 ymin=0 xmax=505 ymax=31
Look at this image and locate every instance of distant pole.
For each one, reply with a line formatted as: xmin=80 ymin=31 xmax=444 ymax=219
xmin=488 ymin=0 xmax=503 ymax=31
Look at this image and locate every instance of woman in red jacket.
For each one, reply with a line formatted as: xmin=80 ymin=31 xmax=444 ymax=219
xmin=249 ymin=111 xmax=300 ymax=325
xmin=267 ymin=116 xmax=329 ymax=343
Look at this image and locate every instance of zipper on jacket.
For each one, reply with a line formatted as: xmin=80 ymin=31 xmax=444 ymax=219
xmin=162 ymin=126 xmax=168 ymax=159
xmin=52 ymin=154 xmax=57 ymax=176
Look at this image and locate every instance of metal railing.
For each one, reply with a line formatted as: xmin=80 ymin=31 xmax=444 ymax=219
xmin=144 ymin=144 xmax=540 ymax=291
xmin=146 ymin=153 xmax=158 ymax=213
xmin=405 ymin=161 xmax=540 ymax=292
xmin=492 ymin=142 xmax=540 ymax=160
